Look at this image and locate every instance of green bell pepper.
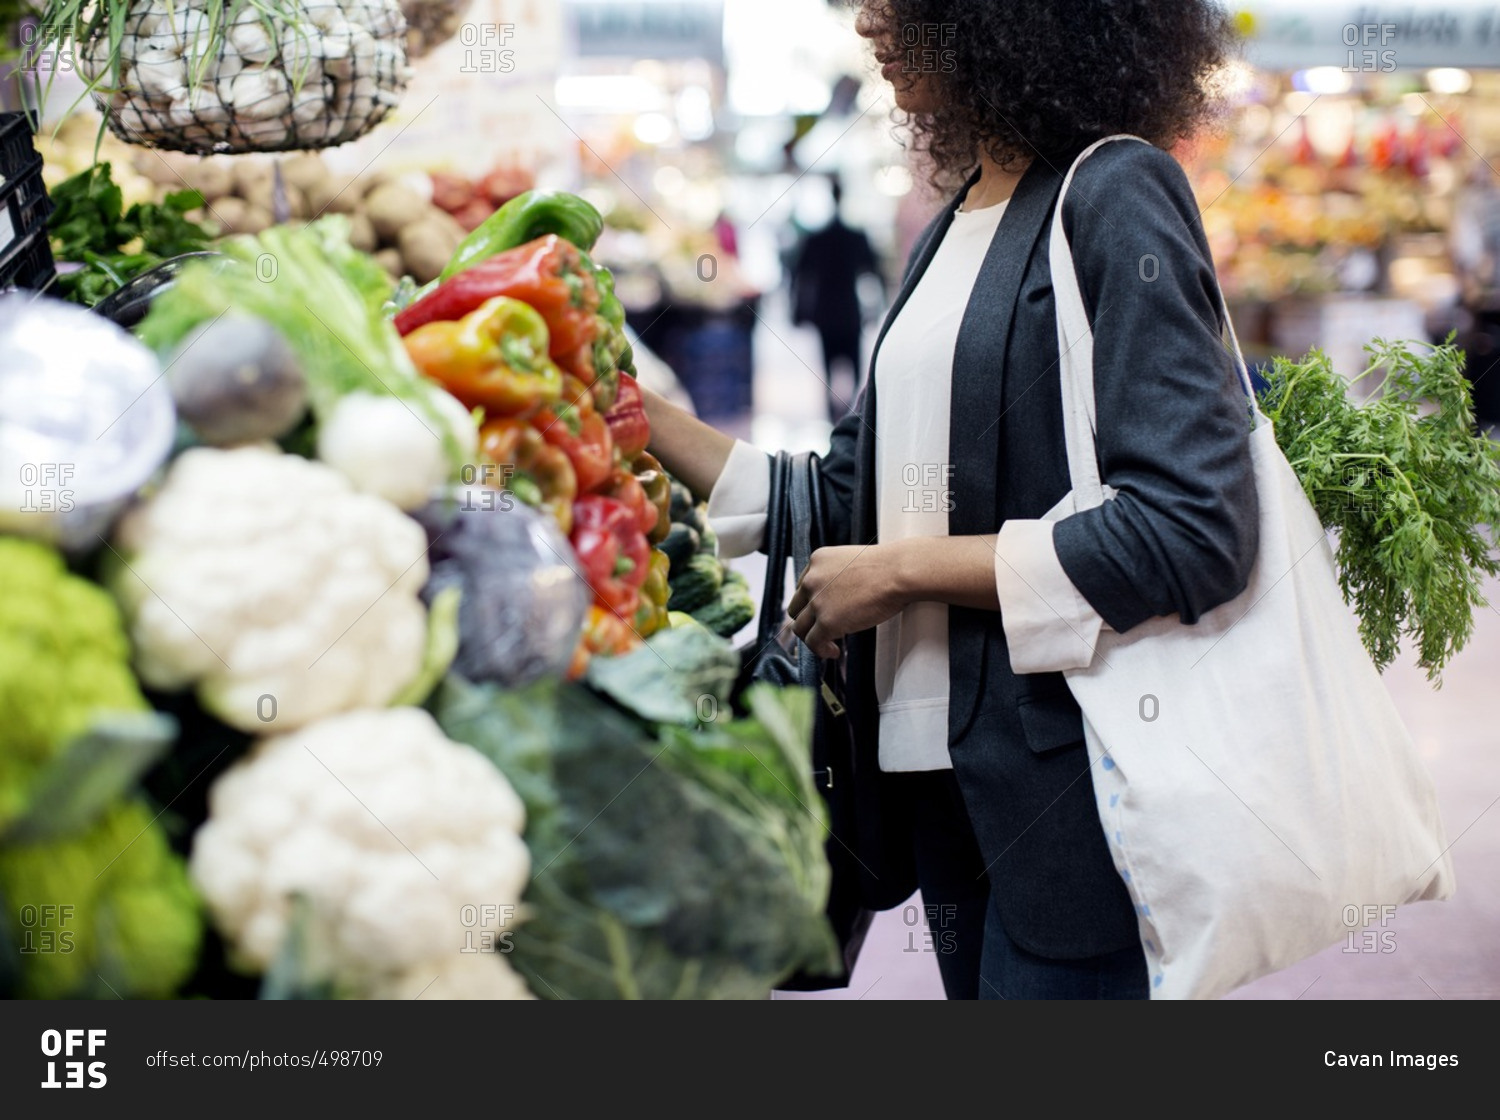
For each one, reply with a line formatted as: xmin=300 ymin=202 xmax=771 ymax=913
xmin=441 ymin=190 xmax=606 ymax=280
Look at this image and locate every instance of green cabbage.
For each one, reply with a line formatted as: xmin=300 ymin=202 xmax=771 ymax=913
xmin=433 ymin=639 xmax=838 ymax=999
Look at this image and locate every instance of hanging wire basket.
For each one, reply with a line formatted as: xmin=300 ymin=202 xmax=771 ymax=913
xmin=73 ymin=0 xmax=412 ymax=154
xmin=401 ymin=0 xmax=475 ymax=61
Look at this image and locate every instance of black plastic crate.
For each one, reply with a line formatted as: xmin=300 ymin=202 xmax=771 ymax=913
xmin=0 ymin=227 xmax=58 ymax=293
xmin=3 ymin=154 xmax=53 ymax=227
xmin=0 ymin=110 xmax=43 ymax=180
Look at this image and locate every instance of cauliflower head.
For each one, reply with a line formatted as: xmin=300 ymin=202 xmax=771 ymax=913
xmin=108 ymin=446 xmax=430 ymax=733
xmin=0 ymin=538 xmax=148 ymax=830
xmin=0 ymin=800 xmax=203 ymax=999
xmin=190 ymin=707 xmax=532 ymax=998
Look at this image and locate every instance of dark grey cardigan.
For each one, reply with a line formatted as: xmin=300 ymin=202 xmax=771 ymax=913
xmin=818 ymin=140 xmax=1259 ymax=959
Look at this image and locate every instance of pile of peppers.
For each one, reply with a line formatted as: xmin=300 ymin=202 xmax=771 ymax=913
xmin=398 ymin=190 xmax=669 ymax=671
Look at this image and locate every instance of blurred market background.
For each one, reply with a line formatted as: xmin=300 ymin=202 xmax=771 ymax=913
xmin=3 ymin=0 xmax=1498 ymax=1000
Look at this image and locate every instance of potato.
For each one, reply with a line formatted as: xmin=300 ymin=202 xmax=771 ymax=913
xmin=284 ymin=184 xmax=310 ymax=220
xmin=398 ymin=215 xmax=465 ymax=284
xmin=202 ymin=196 xmax=247 ymax=235
xmin=57 ymin=113 xmax=100 ymax=147
xmin=278 ymin=153 xmax=329 ymax=194
xmin=347 ymin=213 xmax=378 ymax=253
xmin=365 ymin=182 xmax=428 ymax=243
xmin=429 ymin=207 xmax=467 ymax=242
xmin=374 ymin=247 xmax=405 ymax=278
xmin=231 ymin=204 xmax=274 ymax=236
xmin=357 ymin=169 xmax=397 ymax=197
xmin=232 ymin=159 xmax=275 ymax=200
xmin=239 ymin=178 xmax=274 ymax=216
xmin=302 ymin=175 xmax=358 ymax=216
xmin=134 ymin=151 xmax=186 ymax=187
xmin=178 ymin=158 xmax=234 ymax=202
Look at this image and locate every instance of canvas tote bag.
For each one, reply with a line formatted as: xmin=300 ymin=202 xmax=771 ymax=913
xmin=1045 ymin=135 xmax=1456 ymax=1000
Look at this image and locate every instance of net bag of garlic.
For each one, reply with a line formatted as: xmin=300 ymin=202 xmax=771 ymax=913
xmin=402 ymin=0 xmax=476 ymax=60
xmin=61 ymin=0 xmax=412 ymax=154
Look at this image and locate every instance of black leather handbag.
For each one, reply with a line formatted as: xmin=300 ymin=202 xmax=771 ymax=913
xmin=741 ymin=449 xmax=874 ymax=990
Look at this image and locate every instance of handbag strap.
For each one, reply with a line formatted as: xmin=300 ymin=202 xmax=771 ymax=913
xmin=1049 ymin=134 xmax=1258 ymax=508
xmin=788 ymin=450 xmax=823 ymax=580
xmin=755 ymin=450 xmax=792 ymax=651
xmin=752 ymin=449 xmax=826 ymax=651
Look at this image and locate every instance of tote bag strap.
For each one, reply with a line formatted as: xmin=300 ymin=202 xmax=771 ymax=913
xmin=1049 ymin=135 xmax=1258 ymax=507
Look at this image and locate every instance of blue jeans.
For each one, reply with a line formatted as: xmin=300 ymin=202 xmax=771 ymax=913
xmin=902 ymin=769 xmax=1148 ymax=1001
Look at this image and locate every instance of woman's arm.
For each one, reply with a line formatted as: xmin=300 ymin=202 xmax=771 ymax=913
xmin=788 ymin=536 xmax=998 ymax=658
xmin=640 ymin=385 xmax=738 ymax=501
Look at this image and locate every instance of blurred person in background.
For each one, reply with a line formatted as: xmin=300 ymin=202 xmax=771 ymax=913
xmin=790 ymin=176 xmax=886 ymax=417
xmin=1451 ymin=154 xmax=1500 ymax=430
xmin=643 ymin=0 xmax=1253 ymax=999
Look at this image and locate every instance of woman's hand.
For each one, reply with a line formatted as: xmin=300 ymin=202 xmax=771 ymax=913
xmin=787 ymin=536 xmax=1004 ymax=658
xmin=787 ymin=543 xmax=912 ymax=658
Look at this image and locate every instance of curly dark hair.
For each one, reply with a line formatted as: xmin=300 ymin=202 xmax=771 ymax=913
xmin=858 ymin=0 xmax=1238 ymax=187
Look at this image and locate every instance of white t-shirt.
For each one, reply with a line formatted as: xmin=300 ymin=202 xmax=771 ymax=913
xmin=708 ymin=197 xmax=1107 ymax=772
xmin=868 ymin=200 xmax=1009 ymax=769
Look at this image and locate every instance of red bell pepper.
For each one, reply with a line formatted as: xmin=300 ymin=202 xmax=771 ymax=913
xmin=532 ymin=375 xmax=614 ymax=494
xmin=479 ymin=415 xmax=578 ymax=534
xmin=395 ymin=234 xmax=601 ymax=364
xmin=604 ymin=373 xmax=650 ymax=461
xmin=570 ymin=493 xmax=651 ymax=617
xmin=596 ymin=464 xmax=659 ymax=538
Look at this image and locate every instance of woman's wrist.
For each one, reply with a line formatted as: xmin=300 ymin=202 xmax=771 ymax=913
xmin=887 ymin=538 xmax=928 ymax=605
xmin=885 ymin=535 xmax=1002 ymax=612
xmin=640 ymin=386 xmax=736 ymax=500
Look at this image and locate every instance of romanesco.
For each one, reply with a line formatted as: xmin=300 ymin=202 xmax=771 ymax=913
xmin=0 ymin=800 xmax=202 ymax=998
xmin=0 ymin=539 xmax=148 ymax=830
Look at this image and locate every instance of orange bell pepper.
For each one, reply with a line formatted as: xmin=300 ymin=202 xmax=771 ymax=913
xmin=404 ymin=295 xmax=563 ymax=416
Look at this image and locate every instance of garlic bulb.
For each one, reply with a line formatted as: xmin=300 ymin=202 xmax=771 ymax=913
xmin=87 ymin=0 xmax=412 ymax=155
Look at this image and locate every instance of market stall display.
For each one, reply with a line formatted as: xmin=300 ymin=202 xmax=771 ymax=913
xmin=0 ymin=177 xmax=836 ymax=999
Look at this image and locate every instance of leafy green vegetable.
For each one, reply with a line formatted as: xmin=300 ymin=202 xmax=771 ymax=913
xmin=1258 ymin=337 xmax=1500 ymax=680
xmin=137 ymin=217 xmax=464 ymax=470
xmin=46 ymin=162 xmax=215 ymax=306
xmin=432 ymin=674 xmax=838 ymax=999
xmin=585 ymin=624 xmax=739 ymax=725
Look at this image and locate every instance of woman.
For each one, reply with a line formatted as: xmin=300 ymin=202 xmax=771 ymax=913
xmin=644 ymin=0 xmax=1257 ymax=999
